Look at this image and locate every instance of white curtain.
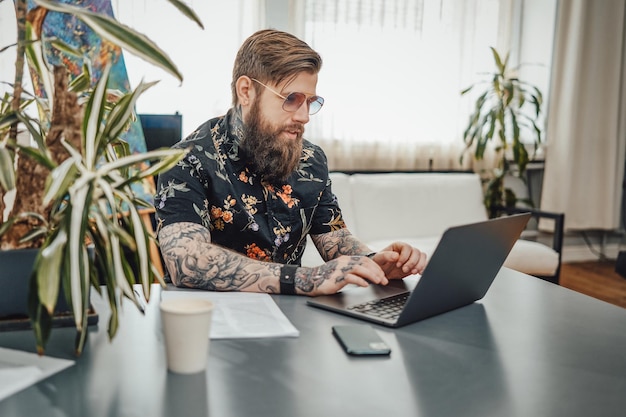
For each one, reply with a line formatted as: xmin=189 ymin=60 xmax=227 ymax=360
xmin=300 ymin=0 xmax=509 ymax=171
xmin=540 ymin=0 xmax=626 ymax=231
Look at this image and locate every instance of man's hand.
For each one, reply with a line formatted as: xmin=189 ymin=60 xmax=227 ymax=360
xmin=299 ymin=255 xmax=388 ymax=296
xmin=370 ymin=242 xmax=427 ymax=279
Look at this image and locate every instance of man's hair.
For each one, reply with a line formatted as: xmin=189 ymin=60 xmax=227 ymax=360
xmin=231 ymin=29 xmax=322 ymax=106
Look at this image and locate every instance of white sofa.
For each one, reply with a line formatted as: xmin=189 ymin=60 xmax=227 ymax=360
xmin=301 ymin=172 xmax=564 ymax=284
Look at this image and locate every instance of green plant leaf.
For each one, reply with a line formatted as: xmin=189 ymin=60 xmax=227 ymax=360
xmin=110 ymin=233 xmax=137 ymax=301
xmin=514 ymin=84 xmax=525 ymax=108
xmin=18 ymin=226 xmax=48 ymax=244
xmin=14 ymin=112 xmax=49 ymax=156
xmin=67 ymin=184 xmax=91 ymax=329
xmin=490 ymin=47 xmax=504 ymax=74
xmin=82 ymin=63 xmax=111 ymax=168
xmin=68 ymin=64 xmax=92 ymax=93
xmin=90 ymin=217 xmax=120 ymax=334
xmin=15 ymin=145 xmax=55 ymax=171
xmin=112 ymin=148 xmax=188 ymax=187
xmin=28 ymin=272 xmax=54 ymax=356
xmin=24 ymin=22 xmax=55 ymax=109
xmin=0 ymin=146 xmax=16 ymax=191
xmin=96 ymin=148 xmax=187 ymax=182
xmin=0 ymin=215 xmax=16 ymax=237
xmin=166 ymin=0 xmax=205 ymax=29
xmin=78 ymin=245 xmax=91 ymax=350
xmin=101 ymin=79 xmax=158 ymax=144
xmin=95 ymin=177 xmax=120 ymax=223
xmin=531 ymin=119 xmax=542 ymax=144
xmin=517 ymin=197 xmax=535 ymax=208
xmin=125 ymin=200 xmax=150 ymax=294
xmin=529 ymin=93 xmax=541 ymax=117
xmin=513 ymin=141 xmax=529 ymax=175
xmin=0 ymin=112 xmax=19 ymax=131
xmin=492 ymin=73 xmax=501 ymax=95
xmin=43 ymin=157 xmax=78 ymax=206
xmin=47 ymin=36 xmax=83 ymax=58
xmin=486 ymin=113 xmax=496 ymax=141
xmin=460 ymin=85 xmax=474 ymax=95
xmin=0 ymin=211 xmax=47 ymax=238
xmin=37 ymin=230 xmax=67 ymax=314
xmin=104 ymin=141 xmax=132 ymax=180
xmin=531 ymin=85 xmax=543 ymax=105
xmin=503 ymin=81 xmax=514 ymax=107
xmin=511 ymin=110 xmax=520 ymax=144
xmin=504 ymin=187 xmax=516 ymax=207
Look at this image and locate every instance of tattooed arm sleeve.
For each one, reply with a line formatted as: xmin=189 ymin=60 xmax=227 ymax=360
xmin=158 ymin=222 xmax=377 ymax=296
xmin=158 ymin=222 xmax=283 ymax=293
xmin=310 ymin=228 xmax=372 ymax=262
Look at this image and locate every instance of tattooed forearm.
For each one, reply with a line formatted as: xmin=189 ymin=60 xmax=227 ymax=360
xmin=158 ymin=222 xmax=281 ymax=292
xmin=310 ymin=229 xmax=371 ymax=261
xmin=296 ymin=256 xmax=362 ymax=294
xmin=158 ymin=223 xmax=372 ymax=296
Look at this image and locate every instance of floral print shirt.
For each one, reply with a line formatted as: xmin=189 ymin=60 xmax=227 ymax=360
xmin=154 ymin=108 xmax=346 ymax=265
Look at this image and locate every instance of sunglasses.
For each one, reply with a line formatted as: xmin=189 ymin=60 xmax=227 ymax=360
xmin=251 ymin=78 xmax=324 ymax=115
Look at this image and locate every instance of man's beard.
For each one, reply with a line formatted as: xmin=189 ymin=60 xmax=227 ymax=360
xmin=240 ymin=100 xmax=303 ymax=183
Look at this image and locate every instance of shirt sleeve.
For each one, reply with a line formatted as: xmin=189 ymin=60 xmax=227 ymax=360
xmin=154 ymin=150 xmax=211 ymax=232
xmin=306 ymin=146 xmax=347 ymax=235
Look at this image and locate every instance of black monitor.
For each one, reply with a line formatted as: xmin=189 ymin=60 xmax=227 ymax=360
xmin=138 ymin=113 xmax=182 ymax=151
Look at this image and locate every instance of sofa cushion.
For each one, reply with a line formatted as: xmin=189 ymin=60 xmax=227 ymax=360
xmin=346 ymin=173 xmax=487 ymax=242
xmin=503 ymin=239 xmax=560 ymax=276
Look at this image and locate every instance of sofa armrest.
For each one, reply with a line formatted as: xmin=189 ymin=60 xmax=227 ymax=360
xmin=492 ymin=205 xmax=565 ymax=255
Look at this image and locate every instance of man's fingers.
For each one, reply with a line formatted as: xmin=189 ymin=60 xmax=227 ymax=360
xmin=349 ymin=263 xmax=388 ymax=285
xmin=343 ymin=274 xmax=370 ymax=288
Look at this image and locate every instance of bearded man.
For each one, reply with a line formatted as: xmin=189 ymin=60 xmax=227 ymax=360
xmin=155 ymin=29 xmax=427 ymax=296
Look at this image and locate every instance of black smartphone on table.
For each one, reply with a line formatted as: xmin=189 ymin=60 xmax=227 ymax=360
xmin=332 ymin=324 xmax=391 ymax=356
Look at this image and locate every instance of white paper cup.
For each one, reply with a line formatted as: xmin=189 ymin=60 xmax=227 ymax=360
xmin=160 ymin=297 xmax=214 ymax=374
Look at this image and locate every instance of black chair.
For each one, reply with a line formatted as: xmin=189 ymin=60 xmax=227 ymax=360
xmin=138 ymin=113 xmax=183 ymax=280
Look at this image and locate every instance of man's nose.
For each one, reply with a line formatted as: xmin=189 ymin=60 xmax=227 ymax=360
xmin=291 ymin=101 xmax=310 ymax=124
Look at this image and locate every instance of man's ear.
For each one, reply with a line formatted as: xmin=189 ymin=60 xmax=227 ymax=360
xmin=236 ymin=76 xmax=255 ymax=109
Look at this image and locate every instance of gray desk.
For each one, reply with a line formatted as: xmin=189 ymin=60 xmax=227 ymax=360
xmin=1 ymin=267 xmax=626 ymax=417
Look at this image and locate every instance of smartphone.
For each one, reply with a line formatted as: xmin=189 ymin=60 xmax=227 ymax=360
xmin=332 ymin=325 xmax=391 ymax=356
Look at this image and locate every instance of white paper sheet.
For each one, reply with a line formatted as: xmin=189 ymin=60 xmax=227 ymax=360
xmin=160 ymin=290 xmax=299 ymax=339
xmin=0 ymin=347 xmax=74 ymax=401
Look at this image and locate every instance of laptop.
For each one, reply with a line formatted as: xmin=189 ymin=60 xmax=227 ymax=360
xmin=307 ymin=212 xmax=531 ymax=327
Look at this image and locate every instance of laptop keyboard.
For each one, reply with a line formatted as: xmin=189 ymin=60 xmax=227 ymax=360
xmin=347 ymin=292 xmax=410 ymax=321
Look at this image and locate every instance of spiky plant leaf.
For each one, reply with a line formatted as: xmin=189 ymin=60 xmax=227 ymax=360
xmin=82 ymin=63 xmax=111 ymax=168
xmin=0 ymin=146 xmax=16 ymax=191
xmin=43 ymin=157 xmax=79 ymax=206
xmin=36 ymin=229 xmax=67 ymax=314
xmin=166 ymin=0 xmax=204 ymax=29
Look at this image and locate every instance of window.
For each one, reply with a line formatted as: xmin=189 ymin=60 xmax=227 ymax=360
xmin=294 ymin=0 xmax=555 ymax=170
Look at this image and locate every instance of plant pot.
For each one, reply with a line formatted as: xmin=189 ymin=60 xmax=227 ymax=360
xmin=0 ymin=248 xmax=73 ymax=323
xmin=2 ymin=249 xmax=37 ymax=317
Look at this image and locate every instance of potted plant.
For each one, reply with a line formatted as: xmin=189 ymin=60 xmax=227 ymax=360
xmin=460 ymin=47 xmax=544 ymax=218
xmin=0 ymin=0 xmax=202 ymax=355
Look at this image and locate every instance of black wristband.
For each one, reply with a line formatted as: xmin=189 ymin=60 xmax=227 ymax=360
xmin=280 ymin=264 xmax=298 ymax=295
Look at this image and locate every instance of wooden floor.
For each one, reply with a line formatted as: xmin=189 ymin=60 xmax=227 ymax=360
xmin=559 ymin=260 xmax=626 ymax=309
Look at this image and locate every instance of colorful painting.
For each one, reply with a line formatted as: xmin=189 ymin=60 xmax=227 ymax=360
xmin=26 ymin=0 xmax=154 ymax=204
